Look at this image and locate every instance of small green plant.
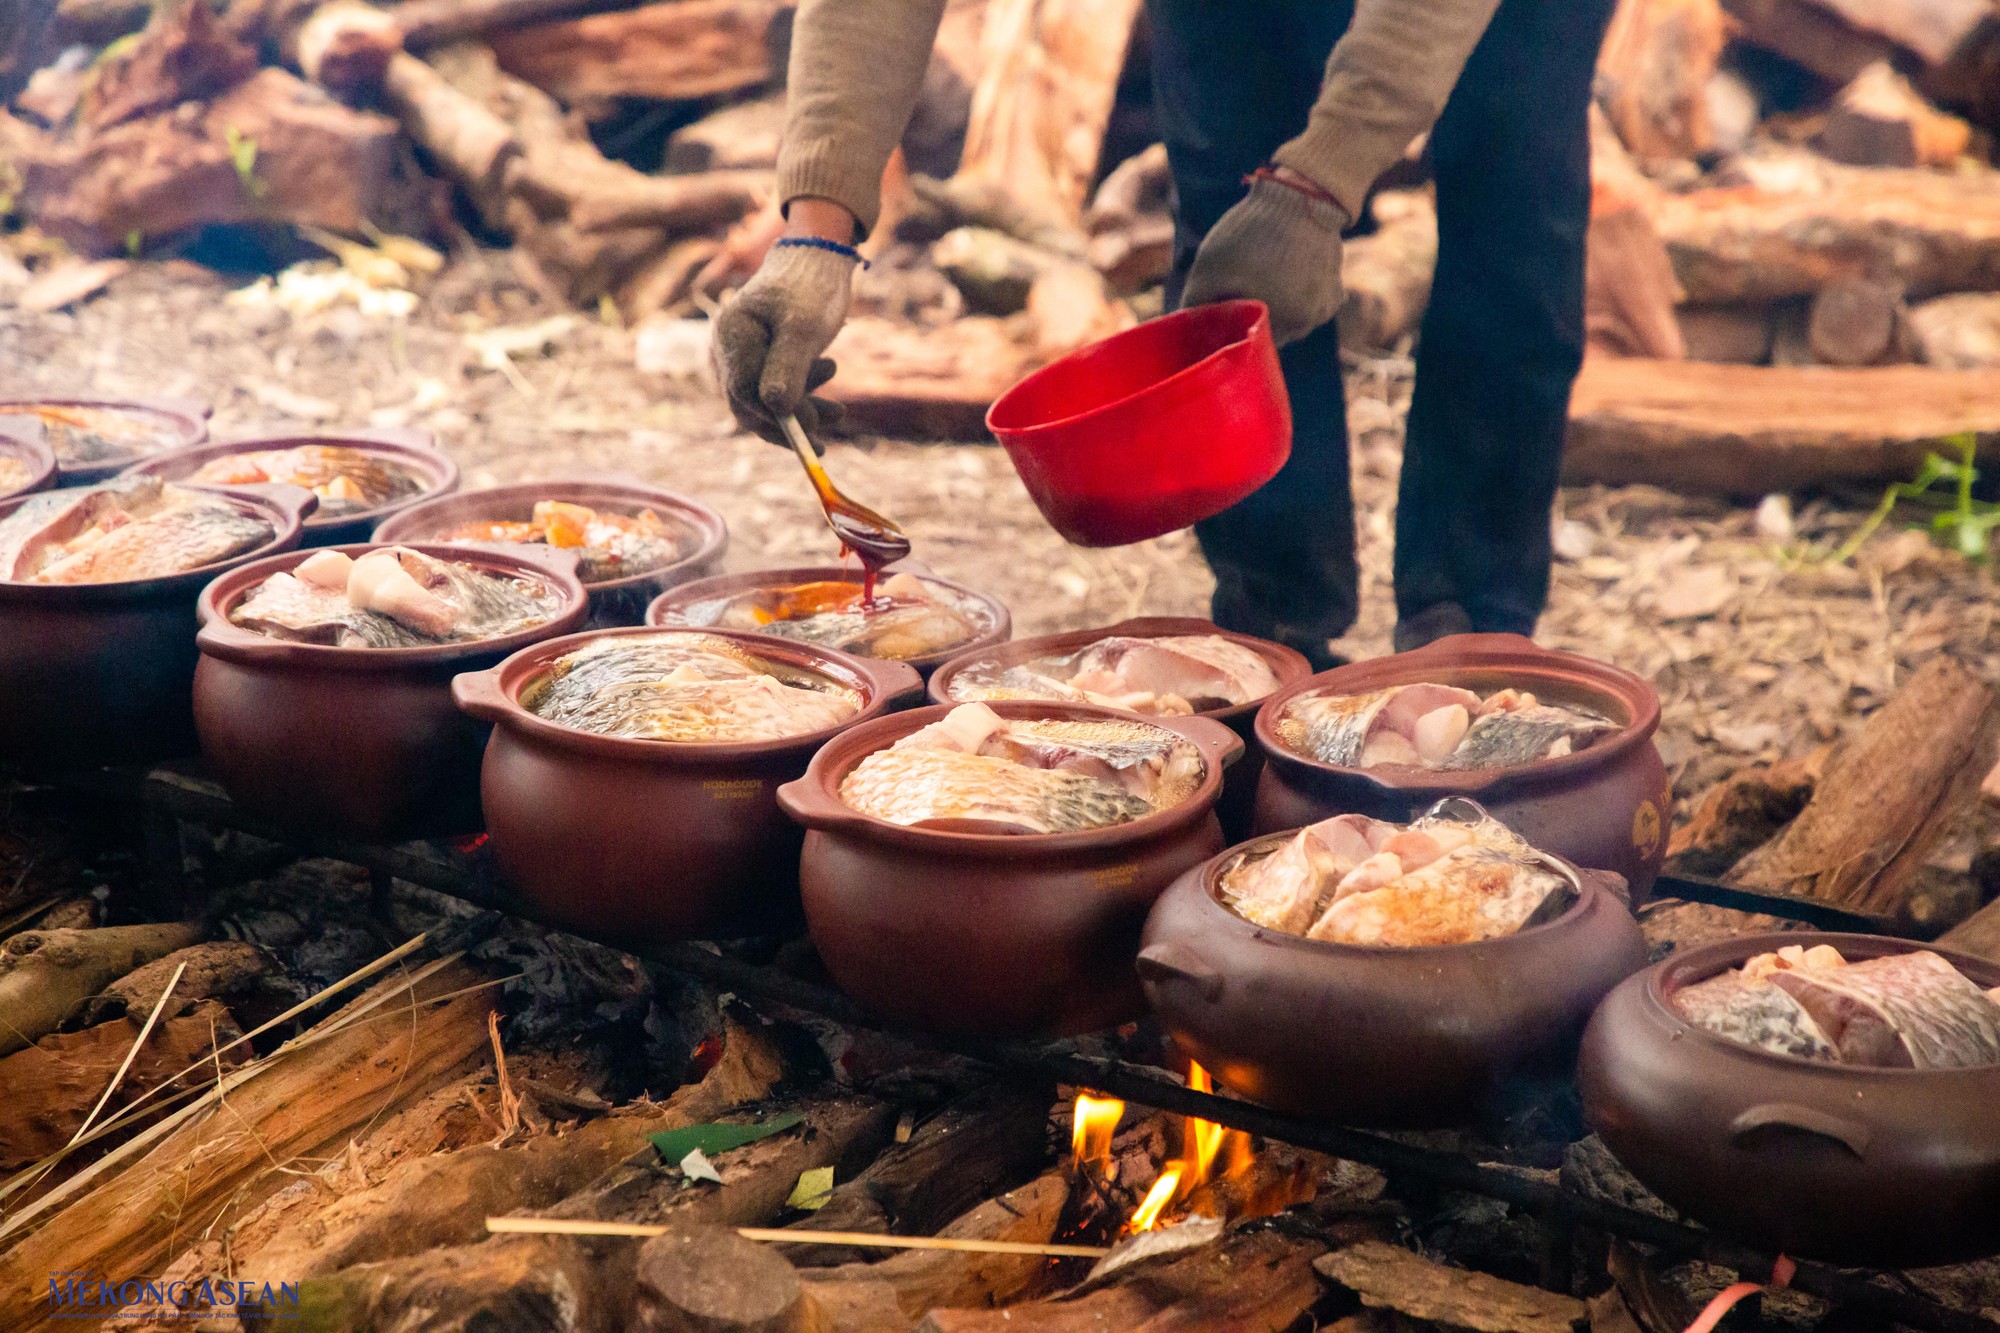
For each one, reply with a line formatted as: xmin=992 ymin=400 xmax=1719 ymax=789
xmin=223 ymin=126 xmax=266 ymax=200
xmin=124 ymin=228 xmax=143 ymax=259
xmin=1823 ymin=431 xmax=1997 ymax=564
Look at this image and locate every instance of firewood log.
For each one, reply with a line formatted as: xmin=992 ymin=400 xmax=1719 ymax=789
xmin=80 ymin=940 xmax=267 ymax=1025
xmin=292 ymin=1098 xmax=897 ymax=1332
xmin=0 ymin=963 xmax=496 ymax=1333
xmin=241 ymin=1018 xmax=787 ymax=1279
xmin=949 ymin=0 xmax=1145 ymax=233
xmin=1800 ymin=0 xmax=1994 ymax=67
xmin=637 ymin=1225 xmax=816 ymax=1333
xmin=0 ymin=1001 xmax=245 ymax=1170
xmin=1563 ymin=357 xmax=2000 ymax=493
xmin=77 ymin=0 xmax=258 ymax=131
xmin=391 ymin=0 xmax=672 ymax=48
xmin=820 ymin=315 xmax=1038 ymax=440
xmin=665 ymin=94 xmax=785 ymax=175
xmin=1732 ymin=656 xmax=1998 ymax=915
xmin=1586 ymin=189 xmax=1687 ymax=360
xmin=914 ymin=1227 xmax=1325 ymax=1333
xmin=489 ymin=0 xmax=789 ymax=105
xmin=1316 ymin=1241 xmax=1588 ymax=1333
xmin=1655 ymin=167 xmax=2000 ymax=303
xmin=776 ymin=1085 xmax=1050 ymax=1268
xmin=1908 ymin=291 xmax=2000 ymax=369
xmin=1595 ymin=0 xmax=1728 ymax=163
xmin=1665 ymin=748 xmax=1828 ymax=877
xmin=1816 ymin=61 xmax=1974 ymax=166
xmin=0 ymin=920 xmax=202 ymax=1057
xmin=1806 ymin=277 xmax=1911 ymax=366
xmin=1675 ymin=304 xmax=1776 ymax=363
xmin=1941 ymin=892 xmax=2000 ymax=962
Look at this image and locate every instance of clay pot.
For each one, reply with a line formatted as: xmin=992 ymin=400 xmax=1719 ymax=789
xmin=453 ymin=628 xmax=923 ymax=944
xmin=778 ymin=700 xmax=1244 ymax=1037
xmin=0 ymin=416 xmax=56 ymax=501
xmin=0 ymin=483 xmax=315 ymax=770
xmin=1579 ymin=933 xmax=2000 ymax=1268
xmin=928 ymin=616 xmax=1312 ymax=841
xmin=125 ymin=427 xmax=458 ymax=546
xmin=376 ymin=477 xmax=728 ymax=627
xmin=0 ymin=395 xmax=210 ymax=487
xmin=1253 ymin=633 xmax=1672 ymax=901
xmin=192 ymin=542 xmax=589 ymax=840
xmin=648 ymin=565 xmax=1010 ymax=677
xmin=1140 ymin=821 xmax=1647 ymax=1125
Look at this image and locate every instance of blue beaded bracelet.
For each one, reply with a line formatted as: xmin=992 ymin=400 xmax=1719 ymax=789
xmin=774 ymin=235 xmax=870 ymax=268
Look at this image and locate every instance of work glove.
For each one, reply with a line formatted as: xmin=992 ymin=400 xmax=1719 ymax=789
xmin=1180 ymin=175 xmax=1349 ymax=347
xmin=712 ymin=241 xmax=857 ymax=448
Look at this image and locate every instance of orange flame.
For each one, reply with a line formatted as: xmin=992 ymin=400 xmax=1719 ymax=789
xmin=1117 ymin=1062 xmax=1262 ymax=1233
xmin=1070 ymin=1092 xmax=1123 ymax=1176
xmin=1127 ymin=1165 xmax=1183 ymax=1232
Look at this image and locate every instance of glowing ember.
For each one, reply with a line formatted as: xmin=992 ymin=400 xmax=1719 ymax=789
xmin=1071 ymin=1092 xmax=1123 ymax=1176
xmin=1127 ymin=1166 xmax=1183 ymax=1233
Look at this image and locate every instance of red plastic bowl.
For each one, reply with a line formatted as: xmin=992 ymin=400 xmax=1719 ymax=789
xmin=986 ymin=300 xmax=1291 ymax=547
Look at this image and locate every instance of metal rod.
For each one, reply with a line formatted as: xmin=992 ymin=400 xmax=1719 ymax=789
xmin=1649 ymin=872 xmax=1904 ymax=935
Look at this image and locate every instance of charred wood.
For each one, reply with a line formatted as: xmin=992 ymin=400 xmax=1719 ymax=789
xmin=1666 ymin=748 xmax=1828 ymax=876
xmin=80 ymin=940 xmax=267 ymax=1025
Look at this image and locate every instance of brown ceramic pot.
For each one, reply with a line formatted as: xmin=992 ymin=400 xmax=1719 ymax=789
xmin=377 ymin=477 xmax=728 ymax=627
xmin=0 ymin=483 xmax=315 ymax=770
xmin=0 ymin=395 xmax=210 ymax=487
xmin=778 ymin=700 xmax=1244 ymax=1037
xmin=1579 ymin=933 xmax=2000 ymax=1267
xmin=648 ymin=565 xmax=1011 ymax=677
xmin=125 ymin=427 xmax=457 ymax=547
xmin=453 ymin=627 xmax=923 ymax=944
xmin=928 ymin=615 xmax=1312 ymax=842
xmin=0 ymin=416 xmax=56 ymax=501
xmin=1139 ymin=822 xmax=1646 ymax=1126
xmin=192 ymin=542 xmax=589 ymax=840
xmin=1253 ymin=633 xmax=1672 ymax=901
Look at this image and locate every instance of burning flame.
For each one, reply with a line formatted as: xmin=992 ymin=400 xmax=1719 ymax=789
xmin=1069 ymin=1063 xmax=1261 ymax=1235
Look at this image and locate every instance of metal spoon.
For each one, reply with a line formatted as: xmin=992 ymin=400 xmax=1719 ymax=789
xmin=779 ymin=412 xmax=912 ymax=570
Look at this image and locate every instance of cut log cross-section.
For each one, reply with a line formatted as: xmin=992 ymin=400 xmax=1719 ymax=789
xmin=1564 ymin=358 xmax=2000 ymax=494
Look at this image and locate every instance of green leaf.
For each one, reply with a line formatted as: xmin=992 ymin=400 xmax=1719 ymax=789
xmin=648 ymin=1112 xmax=805 ymax=1165
xmin=786 ymin=1166 xmax=834 ymax=1211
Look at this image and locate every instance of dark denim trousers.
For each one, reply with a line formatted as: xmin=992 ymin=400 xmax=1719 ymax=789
xmin=1149 ymin=0 xmax=1617 ymax=653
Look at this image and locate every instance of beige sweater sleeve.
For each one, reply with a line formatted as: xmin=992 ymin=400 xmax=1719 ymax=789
xmin=1272 ymin=0 xmax=1504 ymax=219
xmin=776 ymin=0 xmax=950 ymax=236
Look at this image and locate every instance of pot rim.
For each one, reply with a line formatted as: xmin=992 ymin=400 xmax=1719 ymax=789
xmin=0 ymin=416 xmax=58 ymax=500
xmin=986 ymin=299 xmax=1269 ymax=437
xmin=1253 ymin=632 xmax=1663 ymax=798
xmin=0 ymin=482 xmax=317 ymax=602
xmin=450 ymin=624 xmax=924 ymax=760
xmin=926 ymin=615 xmax=1314 ymax=724
xmin=0 ymin=394 xmax=212 ymax=482
xmin=194 ymin=540 xmax=590 ymax=670
xmin=374 ymin=474 xmax=731 ymax=594
xmin=777 ymin=699 xmax=1243 ymax=856
xmin=1638 ymin=930 xmax=2000 ymax=1079
xmin=1179 ymin=818 xmax=1609 ymax=958
xmin=646 ymin=564 xmax=1012 ymax=672
xmin=122 ymin=427 xmax=458 ymax=533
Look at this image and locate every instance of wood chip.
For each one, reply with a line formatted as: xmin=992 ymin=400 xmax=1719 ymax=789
xmin=1314 ymin=1242 xmax=1588 ymax=1333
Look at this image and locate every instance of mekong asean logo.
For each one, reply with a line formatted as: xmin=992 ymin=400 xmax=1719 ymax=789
xmin=46 ymin=1271 xmax=301 ymax=1322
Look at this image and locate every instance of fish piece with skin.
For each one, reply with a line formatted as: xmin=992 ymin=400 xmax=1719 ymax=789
xmin=0 ymin=476 xmax=272 ymax=584
xmin=1439 ymin=701 xmax=1617 ymax=771
xmin=189 ymin=445 xmax=423 ymax=515
xmin=1770 ymin=951 xmax=2000 ymax=1069
xmin=229 ymin=572 xmax=432 ymax=647
xmin=1063 ymin=635 xmax=1280 ymax=713
xmin=1224 ymin=812 xmax=1389 ymax=933
xmin=1306 ymin=841 xmax=1570 ymax=947
xmin=231 ymin=546 xmax=560 ymax=647
xmin=347 ymin=548 xmax=458 ymax=637
xmin=1279 ymin=683 xmax=1482 ymax=766
xmin=894 ymin=707 xmax=1203 ymax=808
xmin=524 ymin=633 xmax=859 ymax=742
xmin=1672 ymin=971 xmax=1840 ymax=1062
xmin=686 ymin=573 xmax=985 ymax=661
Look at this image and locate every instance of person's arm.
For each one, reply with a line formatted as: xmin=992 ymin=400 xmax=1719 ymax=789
xmin=1182 ymin=0 xmax=1503 ymax=345
xmin=775 ymin=0 xmax=950 ymax=238
xmin=1275 ymin=0 xmax=1504 ymax=218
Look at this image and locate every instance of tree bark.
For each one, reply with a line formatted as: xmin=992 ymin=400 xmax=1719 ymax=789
xmin=1563 ymin=357 xmax=2000 ymax=494
xmin=488 ymin=0 xmax=790 ymax=104
xmin=82 ymin=940 xmax=267 ymax=1025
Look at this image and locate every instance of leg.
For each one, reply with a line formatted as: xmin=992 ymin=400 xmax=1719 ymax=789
xmin=1150 ymin=0 xmax=1358 ymax=666
xmin=1393 ymin=0 xmax=1616 ymax=642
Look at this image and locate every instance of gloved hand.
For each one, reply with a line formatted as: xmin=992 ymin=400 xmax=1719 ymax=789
xmin=712 ymin=241 xmax=858 ymax=447
xmin=1180 ymin=174 xmax=1349 ymax=347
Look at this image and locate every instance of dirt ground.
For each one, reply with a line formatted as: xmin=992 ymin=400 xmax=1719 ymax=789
xmin=6 ymin=255 xmax=1997 ymax=809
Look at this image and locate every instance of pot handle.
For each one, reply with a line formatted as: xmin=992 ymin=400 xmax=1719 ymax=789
xmin=1729 ymin=1103 xmax=1871 ymax=1160
xmin=858 ymin=658 xmax=926 ymax=710
xmin=1575 ymin=867 xmax=1631 ymax=909
xmin=1161 ymin=714 xmax=1246 ymax=773
xmin=1135 ymin=941 xmax=1225 ymax=1002
xmin=775 ymin=775 xmax=875 ymax=834
xmin=451 ymin=666 xmax=512 ymax=723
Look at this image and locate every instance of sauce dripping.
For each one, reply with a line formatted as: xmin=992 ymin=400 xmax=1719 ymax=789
xmin=779 ymin=412 xmax=910 ymax=595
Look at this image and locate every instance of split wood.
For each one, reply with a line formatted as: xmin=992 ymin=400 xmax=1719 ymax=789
xmin=484 ymin=1216 xmax=1111 ymax=1258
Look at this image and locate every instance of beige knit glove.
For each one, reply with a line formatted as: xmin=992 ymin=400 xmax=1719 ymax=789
xmin=712 ymin=242 xmax=856 ymax=446
xmin=1182 ymin=177 xmax=1349 ymax=347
